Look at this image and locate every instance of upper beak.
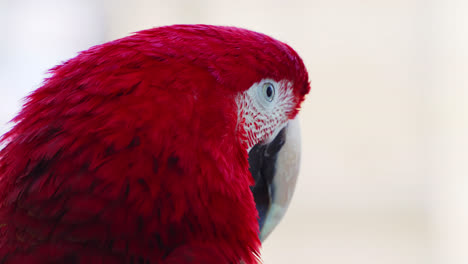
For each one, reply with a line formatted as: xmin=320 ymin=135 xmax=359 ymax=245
xmin=248 ymin=116 xmax=301 ymax=241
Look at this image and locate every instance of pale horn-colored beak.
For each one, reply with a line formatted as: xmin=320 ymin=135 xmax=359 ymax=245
xmin=248 ymin=116 xmax=301 ymax=241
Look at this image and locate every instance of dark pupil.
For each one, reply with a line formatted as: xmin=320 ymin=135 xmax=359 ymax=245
xmin=266 ymin=86 xmax=273 ymax=97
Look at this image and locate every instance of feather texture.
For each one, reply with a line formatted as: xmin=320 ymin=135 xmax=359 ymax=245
xmin=0 ymin=25 xmax=309 ymax=263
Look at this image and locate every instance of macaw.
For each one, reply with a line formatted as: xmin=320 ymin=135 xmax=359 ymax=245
xmin=0 ymin=25 xmax=310 ymax=263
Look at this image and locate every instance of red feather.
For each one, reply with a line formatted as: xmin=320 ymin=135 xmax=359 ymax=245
xmin=0 ymin=25 xmax=309 ymax=263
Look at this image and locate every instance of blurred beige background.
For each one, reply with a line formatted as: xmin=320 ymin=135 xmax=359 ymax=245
xmin=0 ymin=0 xmax=467 ymax=263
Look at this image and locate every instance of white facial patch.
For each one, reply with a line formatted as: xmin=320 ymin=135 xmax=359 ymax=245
xmin=236 ymin=79 xmax=295 ymax=151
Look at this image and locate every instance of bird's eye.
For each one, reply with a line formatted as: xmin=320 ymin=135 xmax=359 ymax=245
xmin=262 ymin=83 xmax=275 ymax=102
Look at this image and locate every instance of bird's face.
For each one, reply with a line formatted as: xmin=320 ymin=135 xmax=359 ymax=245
xmin=237 ymin=78 xmax=304 ymax=241
xmin=122 ymin=24 xmax=311 ymax=242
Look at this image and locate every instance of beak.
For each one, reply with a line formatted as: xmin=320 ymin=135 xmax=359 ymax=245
xmin=248 ymin=116 xmax=301 ymax=241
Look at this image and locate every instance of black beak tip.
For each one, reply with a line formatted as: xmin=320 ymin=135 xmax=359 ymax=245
xmin=248 ymin=127 xmax=287 ymax=236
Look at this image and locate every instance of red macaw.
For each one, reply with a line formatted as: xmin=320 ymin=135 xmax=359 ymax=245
xmin=0 ymin=25 xmax=310 ymax=263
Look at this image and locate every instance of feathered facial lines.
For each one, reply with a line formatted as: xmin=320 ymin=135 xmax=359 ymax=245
xmin=236 ymin=78 xmax=297 ymax=152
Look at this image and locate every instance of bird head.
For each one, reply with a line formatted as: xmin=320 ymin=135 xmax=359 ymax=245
xmin=144 ymin=25 xmax=311 ymax=240
xmin=148 ymin=25 xmax=310 ymax=240
xmin=0 ymin=25 xmax=309 ymax=263
xmin=132 ymin=26 xmax=309 ymax=242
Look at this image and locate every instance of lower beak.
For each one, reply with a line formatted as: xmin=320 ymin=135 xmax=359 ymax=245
xmin=248 ymin=116 xmax=301 ymax=241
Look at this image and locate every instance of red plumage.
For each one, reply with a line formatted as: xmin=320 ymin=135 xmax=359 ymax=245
xmin=0 ymin=25 xmax=309 ymax=263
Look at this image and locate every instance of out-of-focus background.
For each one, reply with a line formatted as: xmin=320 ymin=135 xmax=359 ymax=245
xmin=0 ymin=0 xmax=466 ymax=263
